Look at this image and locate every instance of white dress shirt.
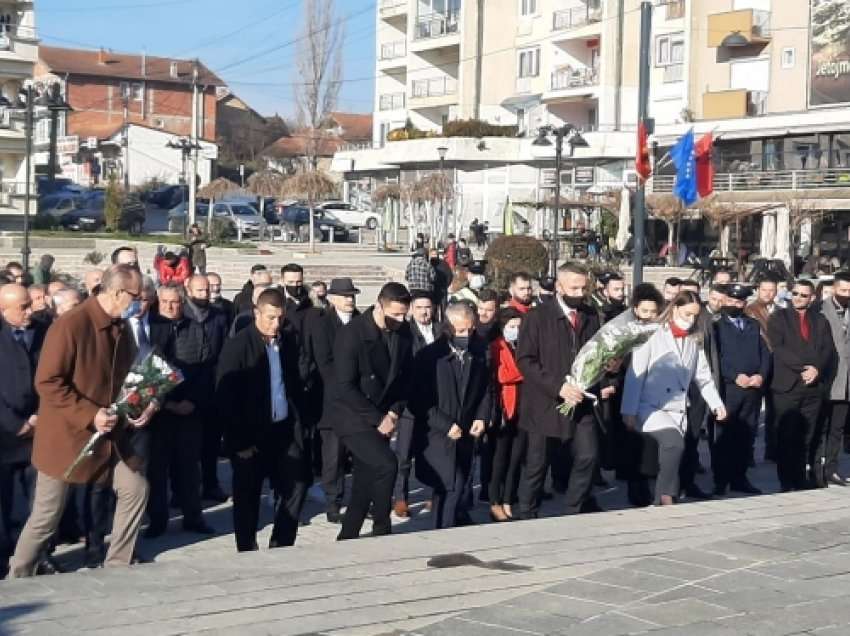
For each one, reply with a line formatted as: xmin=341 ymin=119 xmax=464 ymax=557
xmin=416 ymin=320 xmax=435 ymax=345
xmin=266 ymin=339 xmax=289 ymax=423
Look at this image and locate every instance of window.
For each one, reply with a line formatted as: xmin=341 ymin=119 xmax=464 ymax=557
xmin=520 ymin=0 xmax=537 ymax=16
xmin=666 ymin=0 xmax=685 ymax=20
xmin=655 ymin=33 xmax=685 ymax=66
xmin=781 ymin=47 xmax=795 ymax=69
xmin=517 ymin=47 xmax=540 ymax=78
xmin=131 ymin=83 xmax=143 ymax=102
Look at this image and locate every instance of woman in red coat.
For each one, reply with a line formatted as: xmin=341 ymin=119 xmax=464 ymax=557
xmin=488 ymin=307 xmax=525 ymax=521
xmin=154 ymin=250 xmax=191 ymax=285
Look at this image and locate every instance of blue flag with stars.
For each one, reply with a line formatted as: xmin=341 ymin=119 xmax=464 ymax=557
xmin=670 ymin=129 xmax=698 ymax=207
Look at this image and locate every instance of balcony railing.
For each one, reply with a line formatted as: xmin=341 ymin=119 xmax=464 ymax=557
xmin=380 ymin=0 xmax=407 ymax=11
xmin=414 ymin=10 xmax=460 ymax=40
xmin=651 ymin=168 xmax=850 ymax=194
xmin=411 ymin=76 xmax=457 ymax=99
xmin=553 ymin=4 xmax=602 ymax=31
xmin=380 ymin=40 xmax=406 ymax=60
xmin=2 ymin=181 xmax=28 ymax=196
xmin=379 ymin=92 xmax=405 ymax=111
xmin=663 ymin=64 xmax=684 ymax=83
xmin=551 ymin=66 xmax=599 ymax=91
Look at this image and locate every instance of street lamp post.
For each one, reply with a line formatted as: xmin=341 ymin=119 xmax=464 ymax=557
xmin=533 ymin=125 xmax=588 ymax=276
xmin=437 ymin=145 xmax=448 ymax=246
xmin=20 ymin=86 xmax=33 ymax=274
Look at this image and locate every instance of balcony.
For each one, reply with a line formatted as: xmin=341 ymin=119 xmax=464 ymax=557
xmin=703 ymin=89 xmax=767 ymax=119
xmin=413 ymin=10 xmax=460 ymax=47
xmin=663 ymin=63 xmax=684 ymax=83
xmin=409 ymin=76 xmax=457 ymax=108
xmin=379 ymin=0 xmax=407 ymax=20
xmin=380 ymin=40 xmax=406 ymax=61
xmin=379 ymin=92 xmax=406 ymax=111
xmin=707 ymin=9 xmax=771 ymax=48
xmin=651 ymin=168 xmax=850 ymax=195
xmin=552 ymin=4 xmax=602 ymax=31
xmin=544 ymin=66 xmax=599 ymax=102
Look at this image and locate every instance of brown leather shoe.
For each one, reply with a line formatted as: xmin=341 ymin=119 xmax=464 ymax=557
xmin=393 ymin=500 xmax=409 ymax=518
xmin=490 ymin=504 xmax=509 ymax=522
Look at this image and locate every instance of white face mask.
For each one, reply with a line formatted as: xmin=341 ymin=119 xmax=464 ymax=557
xmin=337 ymin=310 xmax=353 ymax=325
xmin=673 ymin=316 xmax=694 ymax=332
xmin=503 ymin=325 xmax=519 ymax=343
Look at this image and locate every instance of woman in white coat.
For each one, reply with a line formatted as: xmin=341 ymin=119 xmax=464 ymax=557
xmin=621 ymin=291 xmax=727 ymax=505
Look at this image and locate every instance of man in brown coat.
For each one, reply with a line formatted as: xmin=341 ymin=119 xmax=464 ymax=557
xmin=9 ymin=264 xmax=158 ymax=577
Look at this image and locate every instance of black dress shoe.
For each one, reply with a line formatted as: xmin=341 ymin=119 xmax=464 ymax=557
xmin=143 ymin=525 xmax=166 ymax=539
xmin=84 ymin=546 xmax=106 ymax=569
xmin=579 ymin=498 xmax=604 ymax=514
xmin=683 ymin=485 xmax=713 ymax=500
xmin=730 ymin=480 xmax=762 ymax=495
xmin=183 ymin=521 xmax=215 ymax=535
xmin=627 ymin=481 xmax=652 ymax=508
xmin=326 ymin=507 xmax=344 ymax=524
xmin=827 ymin=473 xmax=849 ymax=487
xmin=35 ymin=555 xmax=64 ymax=575
xmin=202 ymin=487 xmax=229 ymax=503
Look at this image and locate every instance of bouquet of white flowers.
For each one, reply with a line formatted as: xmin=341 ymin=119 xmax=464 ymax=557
xmin=558 ymin=319 xmax=659 ymax=415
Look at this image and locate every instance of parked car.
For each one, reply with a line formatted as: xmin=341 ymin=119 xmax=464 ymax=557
xmin=279 ymin=205 xmax=349 ymax=242
xmin=59 ymin=193 xmax=146 ymax=234
xmin=147 ymin=184 xmax=187 ymax=208
xmin=167 ymin=201 xmax=210 ymax=233
xmin=36 ymin=176 xmax=85 ymax=197
xmin=38 ymin=193 xmax=82 ymax=218
xmin=211 ymin=201 xmax=266 ymax=238
xmin=318 ymin=201 xmax=380 ymax=230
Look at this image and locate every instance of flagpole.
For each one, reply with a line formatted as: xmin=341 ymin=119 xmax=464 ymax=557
xmin=632 ymin=1 xmax=652 ymax=287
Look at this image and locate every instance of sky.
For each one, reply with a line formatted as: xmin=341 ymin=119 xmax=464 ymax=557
xmin=37 ymin=0 xmax=377 ymax=119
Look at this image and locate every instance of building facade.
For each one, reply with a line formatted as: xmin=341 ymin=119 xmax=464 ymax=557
xmin=34 ymin=46 xmax=222 ymax=187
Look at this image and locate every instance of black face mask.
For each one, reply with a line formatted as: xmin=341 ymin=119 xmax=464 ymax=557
xmin=384 ymin=315 xmax=404 ymax=332
xmin=721 ymin=305 xmax=744 ymax=319
xmin=285 ymin=285 xmax=304 ymax=300
xmin=430 ymin=258 xmax=440 ymax=267
xmin=191 ymin=297 xmax=210 ymax=309
xmin=835 ymin=294 xmax=850 ymax=308
xmin=561 ymin=295 xmax=584 ymax=309
xmin=453 ymin=336 xmax=470 ymax=350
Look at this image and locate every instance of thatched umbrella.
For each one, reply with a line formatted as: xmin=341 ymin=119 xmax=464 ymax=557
xmin=197 ymin=177 xmax=243 ymax=236
xmin=279 ymin=170 xmax=338 ymax=250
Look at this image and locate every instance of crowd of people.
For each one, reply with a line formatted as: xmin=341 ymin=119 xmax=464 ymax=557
xmin=0 ymin=243 xmax=848 ymax=579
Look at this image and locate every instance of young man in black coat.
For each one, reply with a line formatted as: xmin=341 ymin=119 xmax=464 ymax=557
xmin=216 ymin=289 xmax=310 ymax=552
xmin=332 ymin=282 xmax=414 ymax=540
xmin=768 ymin=279 xmax=836 ymax=491
xmin=309 ymin=278 xmax=360 ymax=523
xmin=412 ymin=302 xmax=490 ymax=529
xmin=516 ymin=262 xmax=603 ymax=518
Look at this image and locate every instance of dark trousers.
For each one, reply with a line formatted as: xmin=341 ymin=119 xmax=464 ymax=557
xmin=338 ymin=430 xmax=397 ymax=540
xmin=84 ymin=483 xmax=114 ymax=553
xmin=230 ymin=434 xmax=308 ymax=552
xmin=320 ymin=428 xmax=346 ymax=509
xmin=477 ymin=431 xmax=495 ymax=501
xmin=774 ymin=388 xmax=823 ymax=490
xmin=678 ymin=427 xmax=700 ymax=492
xmin=712 ymin=385 xmax=761 ymax=488
xmin=201 ymin=410 xmax=224 ymax=493
xmin=146 ymin=413 xmax=203 ymax=531
xmin=519 ymin=417 xmax=597 ymax=517
xmin=489 ymin=422 xmax=524 ymax=506
xmin=433 ymin=443 xmax=474 ymax=529
xmin=0 ymin=462 xmax=35 ymax=547
xmin=764 ymin=391 xmax=777 ymax=460
xmin=820 ymin=401 xmax=849 ymax=477
xmin=393 ymin=415 xmax=415 ymax=503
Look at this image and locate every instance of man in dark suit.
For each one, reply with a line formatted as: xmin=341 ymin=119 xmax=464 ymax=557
xmin=712 ymin=283 xmax=770 ymax=496
xmin=216 ymin=288 xmax=310 ymax=551
xmin=208 ymin=272 xmax=234 ymax=327
xmin=310 ymin=278 xmax=360 ymax=523
xmin=232 ymin=264 xmax=268 ymax=316
xmin=143 ymin=284 xmax=214 ymax=538
xmin=516 ymin=263 xmax=602 ymax=518
xmin=333 ymin=282 xmax=413 ymax=540
xmin=394 ymin=290 xmax=439 ymax=517
xmin=412 ymin=302 xmax=490 ymax=528
xmin=0 ymin=284 xmax=46 ymax=568
xmin=768 ymin=279 xmax=836 ymax=491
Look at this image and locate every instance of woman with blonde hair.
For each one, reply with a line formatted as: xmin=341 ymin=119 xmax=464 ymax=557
xmin=621 ymin=291 xmax=727 ymax=505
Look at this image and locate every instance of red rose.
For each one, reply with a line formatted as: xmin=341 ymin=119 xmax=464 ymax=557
xmin=126 ymin=392 xmax=142 ymax=406
xmin=145 ymin=387 xmax=157 ymax=397
xmin=168 ymin=372 xmax=180 ymax=383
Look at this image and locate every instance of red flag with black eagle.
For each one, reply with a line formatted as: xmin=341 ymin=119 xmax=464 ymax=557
xmin=695 ymin=131 xmax=714 ymax=198
xmin=635 ymin=121 xmax=651 ymax=181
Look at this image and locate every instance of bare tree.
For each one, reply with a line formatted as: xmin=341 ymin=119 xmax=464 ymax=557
xmin=294 ymin=0 xmax=344 ymax=170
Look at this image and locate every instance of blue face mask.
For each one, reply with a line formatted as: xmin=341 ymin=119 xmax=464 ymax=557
xmin=121 ymin=299 xmax=142 ymax=320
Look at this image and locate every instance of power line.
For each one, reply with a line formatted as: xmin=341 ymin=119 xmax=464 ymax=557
xmin=39 ymin=0 xmax=204 ymax=12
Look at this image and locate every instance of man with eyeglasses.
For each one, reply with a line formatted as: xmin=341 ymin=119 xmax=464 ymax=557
xmin=768 ymin=279 xmax=836 ymax=492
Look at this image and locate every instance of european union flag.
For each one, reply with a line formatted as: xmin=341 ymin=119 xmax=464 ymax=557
xmin=670 ymin=129 xmax=697 ymax=207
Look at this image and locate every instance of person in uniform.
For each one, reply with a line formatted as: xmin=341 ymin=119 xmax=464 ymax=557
xmin=711 ymin=284 xmax=770 ymax=496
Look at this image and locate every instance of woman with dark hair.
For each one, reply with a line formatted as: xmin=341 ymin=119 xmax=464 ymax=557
xmin=488 ymin=307 xmax=525 ymax=521
xmin=622 ymin=291 xmax=727 ymax=505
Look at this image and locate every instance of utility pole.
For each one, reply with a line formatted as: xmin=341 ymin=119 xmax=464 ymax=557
xmin=122 ymin=92 xmax=130 ymax=191
xmin=188 ymin=61 xmax=199 ymax=228
xmin=22 ymin=86 xmax=33 ymax=274
xmin=632 ymin=1 xmax=652 ymax=287
xmin=47 ymin=106 xmax=58 ymax=185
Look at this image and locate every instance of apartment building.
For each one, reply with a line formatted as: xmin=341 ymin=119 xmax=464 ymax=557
xmin=337 ymin=0 xmax=850 ymax=248
xmin=0 ymin=0 xmax=37 ymax=221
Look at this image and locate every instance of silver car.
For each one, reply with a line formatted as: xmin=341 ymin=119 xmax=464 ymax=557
xmin=212 ymin=201 xmax=266 ymax=237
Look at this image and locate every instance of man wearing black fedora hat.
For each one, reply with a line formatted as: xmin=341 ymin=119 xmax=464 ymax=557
xmin=711 ymin=283 xmax=770 ymax=496
xmin=309 ymin=278 xmax=361 ymax=523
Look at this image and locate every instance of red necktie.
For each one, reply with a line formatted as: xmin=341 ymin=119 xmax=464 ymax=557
xmin=799 ymin=311 xmax=810 ymax=341
xmin=569 ymin=310 xmax=579 ymax=331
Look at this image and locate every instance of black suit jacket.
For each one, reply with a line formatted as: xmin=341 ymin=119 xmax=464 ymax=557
xmin=516 ymin=300 xmax=600 ymax=440
xmin=410 ymin=320 xmax=440 ymax=355
xmin=331 ymin=308 xmax=413 ymax=438
xmin=216 ymin=323 xmax=304 ymax=455
xmin=310 ymin=306 xmax=359 ymax=431
xmin=411 ymin=334 xmax=491 ymax=491
xmin=767 ymin=306 xmax=836 ymax=394
xmin=0 ymin=319 xmax=46 ymax=463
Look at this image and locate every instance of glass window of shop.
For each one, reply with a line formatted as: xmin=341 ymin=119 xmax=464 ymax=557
xmin=713 ymin=133 xmax=850 ymax=172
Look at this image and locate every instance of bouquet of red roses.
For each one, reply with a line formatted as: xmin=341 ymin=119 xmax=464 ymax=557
xmin=64 ymin=353 xmax=184 ymax=480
